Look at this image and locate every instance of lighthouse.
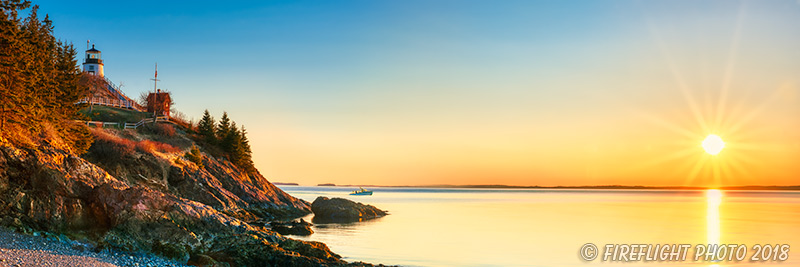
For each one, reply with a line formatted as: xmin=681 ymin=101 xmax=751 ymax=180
xmin=83 ymin=44 xmax=104 ymax=77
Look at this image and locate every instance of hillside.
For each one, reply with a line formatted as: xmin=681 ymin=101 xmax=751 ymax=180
xmin=78 ymin=106 xmax=150 ymax=123
xmin=0 ymin=117 xmax=372 ymax=266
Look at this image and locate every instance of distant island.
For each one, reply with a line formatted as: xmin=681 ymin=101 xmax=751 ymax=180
xmin=317 ymin=183 xmax=336 ymax=186
xmin=272 ymin=182 xmax=299 ymax=186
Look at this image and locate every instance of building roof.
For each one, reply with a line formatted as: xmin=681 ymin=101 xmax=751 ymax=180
xmin=86 ymin=44 xmax=100 ymax=52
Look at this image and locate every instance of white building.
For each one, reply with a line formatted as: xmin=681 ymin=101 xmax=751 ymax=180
xmin=82 ymin=44 xmax=104 ymax=77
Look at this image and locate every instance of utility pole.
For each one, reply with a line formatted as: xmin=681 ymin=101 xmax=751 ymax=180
xmin=150 ymin=63 xmax=159 ymax=117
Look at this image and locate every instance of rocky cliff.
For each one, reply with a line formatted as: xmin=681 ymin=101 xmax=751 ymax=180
xmin=0 ymin=126 xmax=370 ymax=266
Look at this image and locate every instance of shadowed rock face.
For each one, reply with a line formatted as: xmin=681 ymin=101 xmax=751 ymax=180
xmin=271 ymin=219 xmax=314 ymax=236
xmin=0 ymin=133 xmax=372 ymax=266
xmin=311 ymin=197 xmax=387 ymax=223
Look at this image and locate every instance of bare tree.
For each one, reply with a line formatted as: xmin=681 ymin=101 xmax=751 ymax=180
xmin=78 ymin=73 xmax=106 ymax=112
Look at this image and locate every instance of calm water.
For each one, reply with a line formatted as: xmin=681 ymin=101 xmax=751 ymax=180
xmin=278 ymin=186 xmax=800 ymax=267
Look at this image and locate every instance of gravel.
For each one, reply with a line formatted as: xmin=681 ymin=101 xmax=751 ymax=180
xmin=0 ymin=228 xmax=190 ymax=267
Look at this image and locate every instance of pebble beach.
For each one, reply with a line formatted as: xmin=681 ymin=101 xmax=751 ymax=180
xmin=0 ymin=228 xmax=189 ymax=267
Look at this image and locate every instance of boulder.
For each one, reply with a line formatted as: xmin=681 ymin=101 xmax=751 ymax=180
xmin=271 ymin=219 xmax=314 ymax=236
xmin=311 ymin=197 xmax=387 ymax=223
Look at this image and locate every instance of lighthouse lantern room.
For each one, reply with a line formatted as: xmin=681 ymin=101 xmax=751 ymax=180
xmin=83 ymin=44 xmax=104 ymax=77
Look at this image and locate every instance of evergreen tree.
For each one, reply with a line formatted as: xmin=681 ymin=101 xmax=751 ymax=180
xmin=222 ymin=122 xmax=254 ymax=172
xmin=53 ymin=41 xmax=91 ymax=154
xmin=0 ymin=2 xmax=92 ymax=153
xmin=54 ymin=42 xmax=85 ymax=114
xmin=216 ymin=111 xmax=231 ymax=141
xmin=19 ymin=6 xmax=49 ymax=129
xmin=236 ymin=125 xmax=254 ymax=171
xmin=190 ymin=110 xmax=254 ymax=172
xmin=197 ymin=109 xmax=215 ymax=143
xmin=0 ymin=1 xmax=30 ymax=130
xmin=221 ymin=121 xmax=238 ymax=155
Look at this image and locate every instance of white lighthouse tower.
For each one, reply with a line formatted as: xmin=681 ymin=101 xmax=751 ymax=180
xmin=82 ymin=44 xmax=104 ymax=77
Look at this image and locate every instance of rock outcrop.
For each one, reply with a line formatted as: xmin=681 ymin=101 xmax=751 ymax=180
xmin=271 ymin=219 xmax=314 ymax=236
xmin=0 ymin=128 xmax=374 ymax=266
xmin=83 ymin=129 xmax=310 ymax=222
xmin=311 ymin=197 xmax=387 ymax=223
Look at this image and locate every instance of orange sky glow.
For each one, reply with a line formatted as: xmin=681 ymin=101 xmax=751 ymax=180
xmin=248 ymin=2 xmax=800 ymax=186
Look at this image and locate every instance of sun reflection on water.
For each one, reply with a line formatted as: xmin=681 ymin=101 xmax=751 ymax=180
xmin=707 ymin=189 xmax=722 ymax=267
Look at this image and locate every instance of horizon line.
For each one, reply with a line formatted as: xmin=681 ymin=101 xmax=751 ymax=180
xmin=272 ymin=183 xmax=800 ymax=191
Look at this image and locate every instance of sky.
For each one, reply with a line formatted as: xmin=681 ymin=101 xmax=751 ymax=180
xmin=28 ymin=0 xmax=800 ymax=186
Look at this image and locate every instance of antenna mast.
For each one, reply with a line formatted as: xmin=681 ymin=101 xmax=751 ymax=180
xmin=150 ymin=63 xmax=160 ymax=116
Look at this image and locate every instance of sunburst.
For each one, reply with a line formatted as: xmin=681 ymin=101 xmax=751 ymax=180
xmin=702 ymin=135 xmax=725 ymax=156
xmin=630 ymin=1 xmax=785 ymax=188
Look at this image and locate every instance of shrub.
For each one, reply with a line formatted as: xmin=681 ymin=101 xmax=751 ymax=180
xmin=88 ymin=128 xmax=135 ymax=160
xmin=170 ymin=110 xmax=193 ymax=130
xmin=139 ymin=123 xmax=176 ymax=137
xmin=62 ymin=122 xmax=93 ymax=155
xmin=184 ymin=145 xmax=204 ymax=168
xmin=138 ymin=123 xmax=175 ymax=137
xmin=136 ymin=140 xmax=180 ymax=154
xmin=155 ymin=123 xmax=176 ymax=137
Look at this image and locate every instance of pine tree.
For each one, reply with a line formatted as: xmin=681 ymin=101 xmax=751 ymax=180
xmin=216 ymin=111 xmax=231 ymax=141
xmin=19 ymin=5 xmax=48 ymax=130
xmin=0 ymin=1 xmax=30 ymax=131
xmin=191 ymin=110 xmax=254 ymax=172
xmin=221 ymin=121 xmax=238 ymax=155
xmin=54 ymin=42 xmax=84 ymax=115
xmin=237 ymin=125 xmax=254 ymax=172
xmin=197 ymin=109 xmax=215 ymax=143
xmin=0 ymin=2 xmax=92 ymax=153
xmin=221 ymin=122 xmax=254 ymax=172
xmin=55 ymin=42 xmax=92 ymax=154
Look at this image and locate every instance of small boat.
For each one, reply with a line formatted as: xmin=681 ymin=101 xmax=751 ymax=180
xmin=350 ymin=187 xmax=373 ymax=196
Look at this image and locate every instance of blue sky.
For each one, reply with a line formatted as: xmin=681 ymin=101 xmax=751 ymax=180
xmin=29 ymin=0 xmax=800 ymax=186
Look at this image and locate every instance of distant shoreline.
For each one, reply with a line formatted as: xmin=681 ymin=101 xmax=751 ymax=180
xmin=272 ymin=182 xmax=299 ymax=186
xmin=278 ymin=184 xmax=800 ymax=191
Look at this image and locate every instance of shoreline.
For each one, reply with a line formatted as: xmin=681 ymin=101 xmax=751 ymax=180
xmin=0 ymin=228 xmax=189 ymax=267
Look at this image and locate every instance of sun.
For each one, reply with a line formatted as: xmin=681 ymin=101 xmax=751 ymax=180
xmin=702 ymin=134 xmax=725 ymax=155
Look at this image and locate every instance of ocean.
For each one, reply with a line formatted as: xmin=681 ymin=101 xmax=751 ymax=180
xmin=278 ymin=186 xmax=800 ymax=267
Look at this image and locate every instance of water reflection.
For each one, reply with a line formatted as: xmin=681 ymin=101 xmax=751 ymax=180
xmin=707 ymin=189 xmax=722 ymax=267
xmin=278 ymin=186 xmax=800 ymax=266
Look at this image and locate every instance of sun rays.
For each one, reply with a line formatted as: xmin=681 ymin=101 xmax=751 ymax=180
xmin=630 ymin=1 xmax=787 ymax=187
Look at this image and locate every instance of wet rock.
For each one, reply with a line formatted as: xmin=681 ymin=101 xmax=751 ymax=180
xmin=271 ymin=219 xmax=314 ymax=236
xmin=311 ymin=197 xmax=387 ymax=223
xmin=206 ymin=234 xmax=343 ymax=267
xmin=187 ymin=254 xmax=225 ymax=267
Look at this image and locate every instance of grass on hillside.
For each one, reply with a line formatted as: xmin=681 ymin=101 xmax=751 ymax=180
xmin=79 ymin=106 xmax=150 ymax=123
